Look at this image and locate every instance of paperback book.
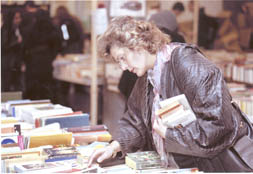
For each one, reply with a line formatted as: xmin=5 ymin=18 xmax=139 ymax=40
xmin=43 ymin=146 xmax=80 ymax=162
xmin=125 ymin=151 xmax=162 ymax=170
xmin=14 ymin=161 xmax=72 ymax=173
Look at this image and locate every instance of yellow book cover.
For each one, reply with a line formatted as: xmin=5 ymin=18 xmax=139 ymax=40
xmin=28 ymin=132 xmax=72 ymax=148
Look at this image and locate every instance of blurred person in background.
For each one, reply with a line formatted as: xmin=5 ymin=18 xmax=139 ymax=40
xmin=149 ymin=2 xmax=185 ymax=33
xmin=1 ymin=9 xmax=25 ymax=92
xmin=22 ymin=1 xmax=61 ymax=102
xmin=52 ymin=5 xmax=85 ymax=107
xmin=53 ymin=5 xmax=85 ymax=55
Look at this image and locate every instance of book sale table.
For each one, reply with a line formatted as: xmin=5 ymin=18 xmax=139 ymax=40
xmin=52 ymin=54 xmax=105 ymax=86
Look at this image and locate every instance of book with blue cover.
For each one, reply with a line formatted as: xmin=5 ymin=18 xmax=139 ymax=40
xmin=42 ymin=113 xmax=89 ymax=128
xmin=43 ymin=146 xmax=80 ymax=162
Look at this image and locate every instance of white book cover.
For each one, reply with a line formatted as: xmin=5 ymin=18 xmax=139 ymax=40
xmin=162 ymin=110 xmax=196 ymax=128
xmin=9 ymin=99 xmax=51 ymax=117
xmin=20 ymin=104 xmax=73 ymax=124
xmin=2 ymin=99 xmax=30 ymax=113
xmin=14 ymin=161 xmax=72 ymax=173
xmin=159 ymin=94 xmax=196 ymax=128
xmin=159 ymin=94 xmax=192 ymax=111
xmin=23 ymin=123 xmax=61 ymax=137
xmin=13 ymin=103 xmax=51 ymax=121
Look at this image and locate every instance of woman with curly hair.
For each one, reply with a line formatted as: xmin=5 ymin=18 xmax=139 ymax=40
xmin=88 ymin=16 xmax=253 ymax=172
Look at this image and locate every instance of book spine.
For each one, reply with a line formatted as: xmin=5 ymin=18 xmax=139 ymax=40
xmin=74 ymin=134 xmax=112 ymax=144
xmin=67 ymin=125 xmax=107 ymax=133
xmin=17 ymin=135 xmax=24 ymax=150
xmin=45 ymin=155 xmax=77 ymax=162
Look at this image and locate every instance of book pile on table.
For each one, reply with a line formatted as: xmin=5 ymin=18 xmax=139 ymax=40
xmin=1 ymin=99 xmax=112 ymax=173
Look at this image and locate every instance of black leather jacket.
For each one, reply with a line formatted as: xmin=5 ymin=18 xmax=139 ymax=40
xmin=114 ymin=44 xmax=250 ymax=171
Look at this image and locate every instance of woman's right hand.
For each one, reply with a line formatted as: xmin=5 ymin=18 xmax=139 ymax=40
xmin=87 ymin=141 xmax=121 ymax=167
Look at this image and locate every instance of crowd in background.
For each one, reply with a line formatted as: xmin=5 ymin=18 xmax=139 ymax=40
xmin=1 ymin=0 xmax=252 ymax=105
xmin=1 ymin=1 xmax=85 ymax=106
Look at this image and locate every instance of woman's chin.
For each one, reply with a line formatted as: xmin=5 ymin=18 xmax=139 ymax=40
xmin=136 ymin=70 xmax=145 ymax=77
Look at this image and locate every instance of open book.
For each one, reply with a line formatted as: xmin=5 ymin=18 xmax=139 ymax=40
xmin=156 ymin=94 xmax=196 ymax=128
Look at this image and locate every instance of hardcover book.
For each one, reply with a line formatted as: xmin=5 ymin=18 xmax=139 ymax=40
xmin=125 ymin=151 xmax=162 ymax=170
xmin=20 ymin=104 xmax=73 ymax=124
xmin=42 ymin=113 xmax=89 ymax=128
xmin=66 ymin=124 xmax=108 ymax=133
xmin=35 ymin=111 xmax=83 ymax=128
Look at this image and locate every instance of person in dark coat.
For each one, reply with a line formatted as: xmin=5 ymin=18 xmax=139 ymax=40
xmin=22 ymin=1 xmax=61 ymax=101
xmin=1 ymin=9 xmax=24 ymax=92
xmin=52 ymin=5 xmax=85 ymax=107
xmin=88 ymin=16 xmax=253 ymax=172
xmin=53 ymin=5 xmax=84 ymax=55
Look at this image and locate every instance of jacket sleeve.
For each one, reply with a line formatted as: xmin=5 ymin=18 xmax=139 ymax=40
xmin=114 ymin=76 xmax=149 ymax=156
xmin=164 ymin=45 xmax=240 ymax=158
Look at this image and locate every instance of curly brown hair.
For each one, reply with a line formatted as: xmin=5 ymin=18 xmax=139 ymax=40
xmin=97 ymin=16 xmax=171 ymax=60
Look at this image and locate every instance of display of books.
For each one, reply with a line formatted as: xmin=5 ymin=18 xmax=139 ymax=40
xmin=52 ymin=54 xmax=105 ymax=86
xmin=125 ymin=151 xmax=162 ymax=170
xmin=1 ymin=96 xmax=203 ymax=173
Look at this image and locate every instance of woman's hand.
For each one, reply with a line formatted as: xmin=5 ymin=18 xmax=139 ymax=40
xmin=87 ymin=141 xmax=121 ymax=167
xmin=153 ymin=117 xmax=167 ymax=139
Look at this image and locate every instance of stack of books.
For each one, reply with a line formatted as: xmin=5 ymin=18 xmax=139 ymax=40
xmin=156 ymin=94 xmax=196 ymax=128
xmin=23 ymin=123 xmax=72 ymax=149
xmin=0 ymin=98 xmax=113 ymax=173
xmin=1 ymin=148 xmax=46 ymax=173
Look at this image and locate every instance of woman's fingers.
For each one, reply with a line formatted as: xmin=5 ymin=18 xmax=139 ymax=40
xmin=87 ymin=146 xmax=114 ymax=167
xmin=97 ymin=147 xmax=113 ymax=163
xmin=87 ymin=148 xmax=105 ymax=167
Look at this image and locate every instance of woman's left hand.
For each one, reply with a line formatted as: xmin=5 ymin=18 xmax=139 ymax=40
xmin=153 ymin=117 xmax=167 ymax=139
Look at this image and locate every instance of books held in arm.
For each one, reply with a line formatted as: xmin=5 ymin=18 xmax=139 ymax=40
xmin=156 ymin=94 xmax=196 ymax=128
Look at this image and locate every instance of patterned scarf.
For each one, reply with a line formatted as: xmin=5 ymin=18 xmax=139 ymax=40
xmin=147 ymin=43 xmax=181 ymax=168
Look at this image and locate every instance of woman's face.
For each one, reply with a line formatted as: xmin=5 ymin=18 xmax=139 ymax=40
xmin=110 ymin=45 xmax=153 ymax=77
